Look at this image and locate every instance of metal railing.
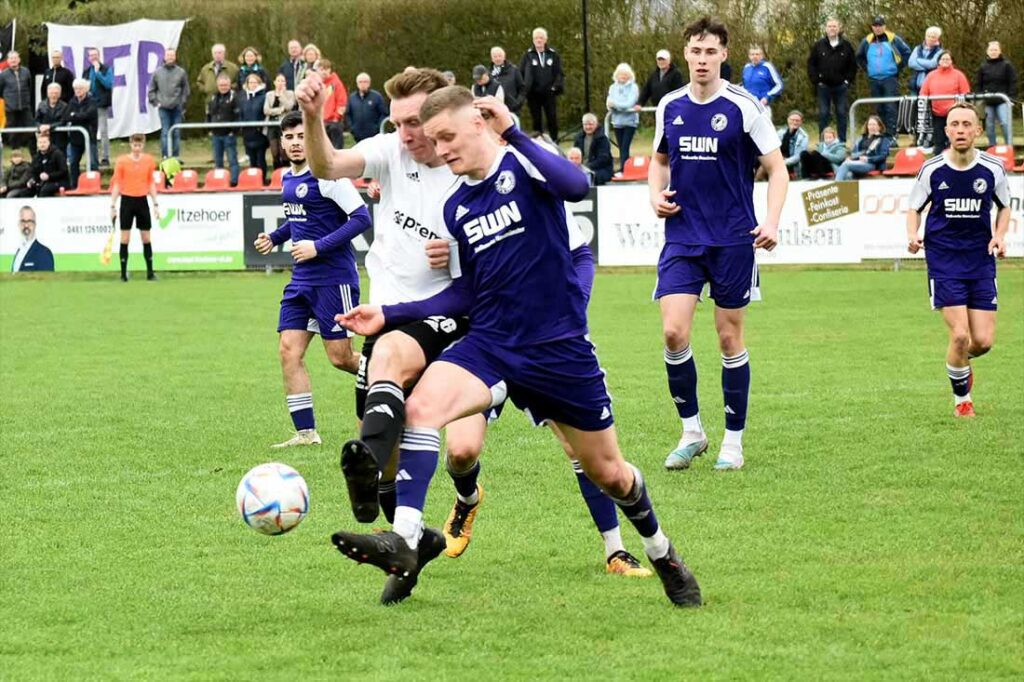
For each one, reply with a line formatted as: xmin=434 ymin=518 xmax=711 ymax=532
xmin=604 ymin=106 xmax=656 ymax=146
xmin=0 ymin=125 xmax=93 ymax=173
xmin=849 ymin=93 xmax=1014 ymax=145
xmin=168 ymin=120 xmax=282 ymax=140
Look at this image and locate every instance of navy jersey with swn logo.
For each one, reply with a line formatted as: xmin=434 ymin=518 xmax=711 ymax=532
xmin=272 ymin=167 xmax=371 ymax=287
xmin=909 ymin=152 xmax=1010 ymax=279
xmin=654 ymin=83 xmax=779 ymax=247
xmin=440 ymin=147 xmax=588 ymax=346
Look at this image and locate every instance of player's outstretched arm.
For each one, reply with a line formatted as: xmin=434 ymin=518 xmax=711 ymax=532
xmin=336 ymin=305 xmax=386 ymax=336
xmin=906 ymin=210 xmax=924 ymax=254
xmin=648 ymin=152 xmax=680 ymax=218
xmin=295 ymin=72 xmax=367 ymax=180
xmin=382 ymin=278 xmax=474 ymax=328
xmin=752 ymin=149 xmax=788 ymax=251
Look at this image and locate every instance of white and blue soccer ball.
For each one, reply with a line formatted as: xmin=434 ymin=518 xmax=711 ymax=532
xmin=236 ymin=462 xmax=309 ymax=535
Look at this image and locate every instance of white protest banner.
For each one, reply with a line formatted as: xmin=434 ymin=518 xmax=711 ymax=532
xmin=47 ymin=20 xmax=186 ymax=139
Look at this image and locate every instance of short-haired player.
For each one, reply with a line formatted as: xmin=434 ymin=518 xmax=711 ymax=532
xmin=649 ymin=17 xmax=788 ymax=471
xmin=906 ymin=104 xmax=1010 ymax=417
xmin=335 ymin=89 xmax=702 ymax=608
xmin=253 ymin=111 xmax=370 ymax=446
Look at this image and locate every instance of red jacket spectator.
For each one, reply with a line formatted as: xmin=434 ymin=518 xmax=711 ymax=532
xmin=319 ymin=65 xmax=348 ymax=123
xmin=920 ymin=54 xmax=970 ymax=116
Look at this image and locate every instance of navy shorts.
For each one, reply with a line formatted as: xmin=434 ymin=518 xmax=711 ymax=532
xmin=929 ymin=277 xmax=998 ymax=311
xmin=654 ymin=243 xmax=760 ymax=309
xmin=572 ymin=244 xmax=596 ymax=306
xmin=439 ymin=332 xmax=614 ymax=432
xmin=277 ymin=282 xmax=359 ymax=340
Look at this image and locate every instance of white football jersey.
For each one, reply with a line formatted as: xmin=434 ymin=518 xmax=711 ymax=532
xmin=355 ymin=132 xmax=459 ymax=305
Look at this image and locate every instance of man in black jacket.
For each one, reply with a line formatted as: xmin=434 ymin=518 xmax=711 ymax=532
xmin=471 ymin=65 xmax=504 ymax=102
xmin=807 ymin=18 xmax=857 ymax=144
xmin=638 ymin=50 xmax=685 ymax=107
xmin=41 ymin=50 xmax=75 ymax=103
xmin=0 ymin=51 xmax=35 ymax=152
xmin=976 ymin=41 xmax=1017 ymax=146
xmin=572 ymin=113 xmax=613 ymax=185
xmin=206 ymin=74 xmax=241 ymax=184
xmin=520 ymin=27 xmax=564 ymax=140
xmin=63 ymin=79 xmax=98 ymax=190
xmin=489 ymin=46 xmax=525 ymax=114
xmin=36 ymin=83 xmax=70 ymax=152
xmin=29 ymin=134 xmax=69 ymax=198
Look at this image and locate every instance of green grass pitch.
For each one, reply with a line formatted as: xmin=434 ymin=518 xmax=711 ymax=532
xmin=1 ymin=266 xmax=1022 ymax=679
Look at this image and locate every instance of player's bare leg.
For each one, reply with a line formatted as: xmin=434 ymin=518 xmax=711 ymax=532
xmin=322 ymin=337 xmax=360 ymax=374
xmin=942 ymin=306 xmax=980 ymax=417
xmin=549 ymin=422 xmax=651 ymax=576
xmin=661 ymin=293 xmax=708 ymax=469
xmin=714 ymin=305 xmax=748 ymax=469
xmin=332 ymin=361 xmax=491 ymax=604
xmin=341 ymin=330 xmax=428 ymax=523
xmin=441 ymin=414 xmax=487 ymax=557
xmin=274 ymin=330 xmax=322 ymax=447
xmin=557 ymin=423 xmax=701 ymax=607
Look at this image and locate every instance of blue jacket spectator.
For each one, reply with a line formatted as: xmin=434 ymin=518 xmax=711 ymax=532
xmin=278 ymin=40 xmax=304 ymax=90
xmin=856 ymin=16 xmax=911 ymax=140
xmin=908 ymin=27 xmax=943 ymax=95
xmin=742 ymin=46 xmax=784 ymax=112
xmin=835 ymin=115 xmax=892 ymax=180
xmin=82 ymin=50 xmax=114 ymax=108
xmin=572 ymin=113 xmax=614 ymax=185
xmin=606 ymin=63 xmax=640 ymax=174
xmin=799 ymin=127 xmax=848 ymax=178
xmin=348 ymin=73 xmax=389 ymax=142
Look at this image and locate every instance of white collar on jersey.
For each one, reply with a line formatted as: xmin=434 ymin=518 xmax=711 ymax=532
xmin=686 ymin=79 xmax=729 ymax=105
xmin=940 ymin=149 xmax=980 ymax=171
xmin=462 ymin=146 xmax=508 ymax=187
xmin=287 ymin=164 xmax=311 ymax=177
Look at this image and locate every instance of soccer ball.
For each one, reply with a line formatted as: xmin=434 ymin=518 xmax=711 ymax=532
xmin=236 ymin=462 xmax=309 ymax=535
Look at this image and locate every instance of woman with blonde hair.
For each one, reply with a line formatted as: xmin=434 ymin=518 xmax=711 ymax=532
xmin=296 ymin=44 xmax=321 ymax=84
xmin=237 ymin=46 xmax=268 ymax=88
xmin=606 ymin=62 xmax=639 ymax=174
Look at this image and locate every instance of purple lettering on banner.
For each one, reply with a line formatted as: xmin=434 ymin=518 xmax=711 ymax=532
xmin=61 ymin=47 xmax=76 ymax=75
xmin=104 ymin=44 xmax=131 ymax=119
xmin=137 ymin=40 xmax=165 ymax=114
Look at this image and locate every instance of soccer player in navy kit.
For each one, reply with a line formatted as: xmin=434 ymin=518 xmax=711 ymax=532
xmin=906 ymin=104 xmax=1010 ymax=417
xmin=649 ymin=17 xmax=789 ymax=472
xmin=335 ymin=89 xmax=702 ymax=608
xmin=254 ymin=112 xmax=371 ymax=447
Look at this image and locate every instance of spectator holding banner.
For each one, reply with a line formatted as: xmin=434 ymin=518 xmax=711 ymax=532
xmin=63 ymin=78 xmax=98 ymax=189
xmin=147 ymin=47 xmax=190 ymax=159
xmin=197 ymin=43 xmax=239 ymax=97
xmin=83 ymin=47 xmax=114 ymax=167
xmin=40 ymin=49 xmax=74 ymax=103
xmin=920 ymin=51 xmax=970 ymax=152
xmin=207 ymin=73 xmax=241 ymax=184
xmin=36 ymin=83 xmax=70 ymax=152
xmin=975 ymin=41 xmax=1017 ymax=146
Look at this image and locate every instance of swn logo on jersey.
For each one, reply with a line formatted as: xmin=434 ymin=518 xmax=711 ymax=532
xmin=677 ymin=136 xmax=718 ymax=154
xmin=393 ymin=209 xmax=441 ymax=240
xmin=944 ymin=198 xmax=982 ymax=214
xmin=283 ymin=203 xmax=308 ymax=218
xmin=464 ymin=201 xmax=522 ymax=244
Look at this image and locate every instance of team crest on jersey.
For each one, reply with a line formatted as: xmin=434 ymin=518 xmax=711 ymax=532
xmin=495 ymin=170 xmax=516 ymax=194
xmin=711 ymin=114 xmax=728 ymax=131
xmin=295 ymin=183 xmax=309 ymax=198
xmin=973 ymin=178 xmax=987 ymax=194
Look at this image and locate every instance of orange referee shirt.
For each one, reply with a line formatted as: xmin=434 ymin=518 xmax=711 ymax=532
xmin=112 ymin=153 xmax=157 ymax=197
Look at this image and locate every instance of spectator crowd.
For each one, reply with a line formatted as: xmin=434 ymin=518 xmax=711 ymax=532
xmin=0 ymin=17 xmax=1019 ymax=197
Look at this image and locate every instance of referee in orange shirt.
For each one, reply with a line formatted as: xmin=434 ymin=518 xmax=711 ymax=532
xmin=110 ymin=133 xmax=160 ymax=281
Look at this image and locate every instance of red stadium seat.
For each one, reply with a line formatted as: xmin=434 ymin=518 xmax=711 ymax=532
xmin=235 ymin=167 xmax=266 ymax=190
xmin=985 ymin=145 xmax=1015 ymax=171
xmin=269 ymin=167 xmax=287 ymax=189
xmin=883 ymin=148 xmax=927 ymax=176
xmin=612 ymin=155 xmax=650 ymax=182
xmin=203 ymin=168 xmax=232 ymax=191
xmin=165 ymin=169 xmax=199 ymax=193
xmin=61 ymin=171 xmax=103 ymax=195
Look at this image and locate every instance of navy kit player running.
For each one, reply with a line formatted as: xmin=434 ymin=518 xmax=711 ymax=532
xmin=254 ymin=111 xmax=370 ymax=447
xmin=650 ymin=17 xmax=789 ymax=471
xmin=906 ymin=104 xmax=1010 ymax=417
xmin=336 ymin=89 xmax=701 ymax=607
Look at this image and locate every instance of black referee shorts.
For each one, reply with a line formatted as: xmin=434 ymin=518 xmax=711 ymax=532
xmin=119 ymin=195 xmax=152 ymax=231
